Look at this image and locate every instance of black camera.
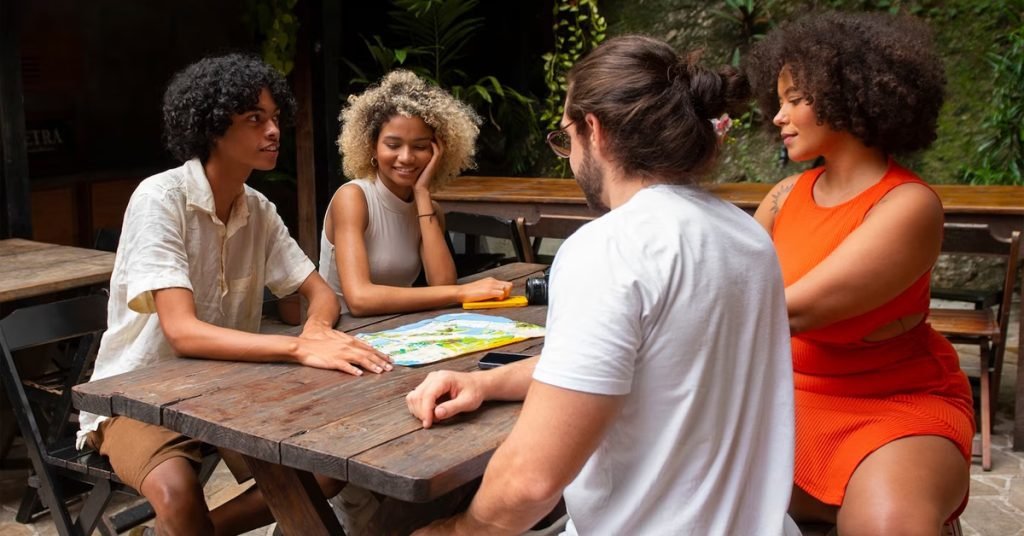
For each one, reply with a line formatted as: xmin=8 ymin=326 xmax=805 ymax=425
xmin=525 ymin=268 xmax=550 ymax=305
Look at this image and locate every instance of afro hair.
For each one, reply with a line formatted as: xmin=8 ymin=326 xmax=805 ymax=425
xmin=746 ymin=11 xmax=946 ymax=154
xmin=162 ymin=53 xmax=296 ymax=162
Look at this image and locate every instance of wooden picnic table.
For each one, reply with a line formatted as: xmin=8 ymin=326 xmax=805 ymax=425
xmin=435 ymin=176 xmax=1024 ymax=239
xmin=73 ymin=263 xmax=549 ymax=535
xmin=0 ymin=239 xmax=115 ymax=303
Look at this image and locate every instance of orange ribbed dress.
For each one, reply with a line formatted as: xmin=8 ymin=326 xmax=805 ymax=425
xmin=772 ymin=161 xmax=975 ymax=508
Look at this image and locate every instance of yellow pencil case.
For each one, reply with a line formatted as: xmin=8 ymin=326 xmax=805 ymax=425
xmin=462 ymin=295 xmax=529 ymax=310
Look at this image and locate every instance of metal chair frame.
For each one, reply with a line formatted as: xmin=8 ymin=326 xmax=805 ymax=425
xmin=0 ymin=294 xmax=220 ymax=535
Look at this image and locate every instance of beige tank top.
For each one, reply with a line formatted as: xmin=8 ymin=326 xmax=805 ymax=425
xmin=318 ymin=178 xmax=422 ymax=312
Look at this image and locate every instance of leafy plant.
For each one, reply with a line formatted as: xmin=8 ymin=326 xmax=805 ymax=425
xmin=962 ymin=1 xmax=1024 ymax=185
xmin=345 ymin=0 xmax=541 ymax=175
xmin=710 ymin=0 xmax=774 ymax=66
xmin=540 ymin=0 xmax=608 ymax=133
xmin=243 ymin=0 xmax=299 ymax=76
xmin=536 ymin=0 xmax=607 ymax=177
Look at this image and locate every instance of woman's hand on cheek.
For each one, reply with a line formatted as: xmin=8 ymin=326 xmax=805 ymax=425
xmin=415 ymin=138 xmax=445 ymax=193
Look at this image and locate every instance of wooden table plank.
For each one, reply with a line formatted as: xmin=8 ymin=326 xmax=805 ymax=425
xmin=347 ymin=401 xmax=521 ymax=503
xmin=162 ymin=273 xmax=548 ymax=468
xmin=278 ymin=338 xmax=546 ymax=482
xmin=334 ymin=263 xmax=545 ymax=332
xmin=437 ymin=176 xmax=1024 ymax=215
xmin=164 ymin=361 xmax=380 ymax=463
xmin=0 ymin=238 xmax=57 ymax=256
xmin=72 ymin=263 xmax=547 ymax=420
xmin=318 ymin=333 xmax=545 ymax=504
xmin=0 ymin=239 xmax=115 ymax=302
xmin=933 ymin=185 xmax=1024 ymax=215
xmin=436 ymin=177 xmax=1024 ymax=237
xmin=272 ymin=356 xmax=483 ymax=477
xmin=74 ymin=262 xmax=549 ymax=421
xmin=74 ymin=265 xmax=549 ymax=473
xmin=73 ymin=358 xmax=293 ymax=424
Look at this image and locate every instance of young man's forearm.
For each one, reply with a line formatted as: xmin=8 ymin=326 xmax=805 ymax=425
xmin=297 ymin=273 xmax=341 ymax=330
xmin=165 ymin=316 xmax=305 ymax=363
xmin=303 ymin=291 xmax=340 ymax=330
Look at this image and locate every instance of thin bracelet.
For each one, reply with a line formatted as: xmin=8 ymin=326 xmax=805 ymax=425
xmin=418 ymin=212 xmax=436 ymax=218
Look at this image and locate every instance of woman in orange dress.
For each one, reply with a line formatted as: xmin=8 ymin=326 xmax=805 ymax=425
xmin=747 ymin=12 xmax=974 ymax=534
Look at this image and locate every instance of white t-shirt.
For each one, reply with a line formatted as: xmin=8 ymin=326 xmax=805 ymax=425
xmin=318 ymin=178 xmax=423 ymax=312
xmin=533 ymin=185 xmax=796 ymax=536
xmin=77 ymin=159 xmax=315 ymax=447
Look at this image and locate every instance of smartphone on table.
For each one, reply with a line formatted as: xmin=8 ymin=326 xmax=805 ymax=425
xmin=477 ymin=351 xmax=533 ymax=370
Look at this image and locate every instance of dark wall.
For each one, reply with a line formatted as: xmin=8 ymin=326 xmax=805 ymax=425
xmin=21 ymin=0 xmax=255 ymax=178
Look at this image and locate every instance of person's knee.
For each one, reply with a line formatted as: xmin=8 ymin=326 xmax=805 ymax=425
xmin=789 ymin=485 xmax=837 ymax=525
xmin=141 ymin=459 xmax=210 ymax=520
xmin=317 ymin=474 xmax=345 ymax=498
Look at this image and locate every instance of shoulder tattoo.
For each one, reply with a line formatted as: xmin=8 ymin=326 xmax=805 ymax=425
xmin=770 ymin=182 xmax=795 ymax=215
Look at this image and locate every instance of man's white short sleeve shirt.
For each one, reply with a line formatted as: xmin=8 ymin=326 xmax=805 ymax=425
xmin=533 ymin=185 xmax=796 ymax=535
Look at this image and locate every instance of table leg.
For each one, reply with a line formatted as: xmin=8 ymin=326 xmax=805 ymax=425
xmin=243 ymin=455 xmax=345 ymax=535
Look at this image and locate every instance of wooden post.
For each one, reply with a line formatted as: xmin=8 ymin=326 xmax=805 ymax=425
xmin=293 ymin=0 xmax=341 ymax=261
xmin=293 ymin=0 xmax=318 ymax=260
xmin=0 ymin=0 xmax=32 ymax=239
xmin=315 ymin=0 xmax=342 ymax=218
xmin=243 ymin=455 xmax=345 ymax=536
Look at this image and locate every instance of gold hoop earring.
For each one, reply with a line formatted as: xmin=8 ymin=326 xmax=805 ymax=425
xmin=370 ymin=156 xmax=378 ymax=168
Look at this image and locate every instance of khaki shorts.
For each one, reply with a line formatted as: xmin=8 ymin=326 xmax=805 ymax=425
xmin=85 ymin=416 xmax=203 ymax=492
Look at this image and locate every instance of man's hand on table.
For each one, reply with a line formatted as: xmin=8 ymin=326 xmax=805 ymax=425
xmin=406 ymin=355 xmax=540 ymax=428
xmin=296 ymin=323 xmax=393 ymax=376
xmin=406 ymin=370 xmax=487 ymax=428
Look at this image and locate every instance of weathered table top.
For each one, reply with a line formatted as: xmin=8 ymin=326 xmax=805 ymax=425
xmin=436 ymin=176 xmax=1024 ymax=214
xmin=73 ymin=263 xmax=548 ymax=506
xmin=0 ymin=239 xmax=116 ymax=303
xmin=435 ymin=177 xmax=1024 ymax=236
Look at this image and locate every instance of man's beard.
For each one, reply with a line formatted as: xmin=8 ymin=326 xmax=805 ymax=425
xmin=576 ymin=149 xmax=610 ymax=213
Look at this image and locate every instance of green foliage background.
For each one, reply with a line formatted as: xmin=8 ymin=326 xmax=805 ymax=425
xmin=343 ymin=0 xmax=543 ymax=175
xmin=601 ymin=0 xmax=1023 ymax=185
xmin=245 ymin=0 xmax=1023 ymax=185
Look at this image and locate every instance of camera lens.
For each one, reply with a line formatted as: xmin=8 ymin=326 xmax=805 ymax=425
xmin=525 ymin=276 xmax=548 ymax=305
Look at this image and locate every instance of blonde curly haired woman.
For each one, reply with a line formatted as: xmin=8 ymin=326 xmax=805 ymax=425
xmin=321 ymin=70 xmax=512 ymax=316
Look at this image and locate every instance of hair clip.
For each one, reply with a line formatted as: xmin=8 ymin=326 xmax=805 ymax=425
xmin=710 ymin=113 xmax=732 ymax=139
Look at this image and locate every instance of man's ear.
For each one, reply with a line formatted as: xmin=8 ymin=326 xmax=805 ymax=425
xmin=584 ymin=113 xmax=608 ymax=159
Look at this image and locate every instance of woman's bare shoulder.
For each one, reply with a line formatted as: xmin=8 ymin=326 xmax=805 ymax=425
xmin=753 ymin=172 xmax=803 ymax=234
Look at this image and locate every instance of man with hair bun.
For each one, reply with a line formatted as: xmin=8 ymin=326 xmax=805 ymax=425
xmin=406 ymin=35 xmax=799 ymax=535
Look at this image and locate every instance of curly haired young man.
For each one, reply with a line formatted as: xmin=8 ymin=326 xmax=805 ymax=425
xmin=77 ymin=53 xmax=391 ymax=536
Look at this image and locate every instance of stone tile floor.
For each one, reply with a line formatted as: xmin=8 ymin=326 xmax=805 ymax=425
xmin=2 ymin=302 xmax=1022 ymax=535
